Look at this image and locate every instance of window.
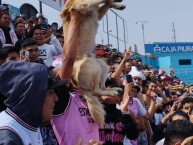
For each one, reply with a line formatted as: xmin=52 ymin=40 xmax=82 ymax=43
xmin=179 ymin=59 xmax=191 ymax=65
xmin=20 ymin=4 xmax=38 ymax=20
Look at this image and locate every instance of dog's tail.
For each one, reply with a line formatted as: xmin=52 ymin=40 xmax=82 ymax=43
xmin=80 ymin=89 xmax=105 ymax=128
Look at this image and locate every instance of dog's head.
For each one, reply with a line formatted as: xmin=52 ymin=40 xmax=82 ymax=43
xmin=60 ymin=0 xmax=99 ymax=22
xmin=60 ymin=0 xmax=74 ymax=22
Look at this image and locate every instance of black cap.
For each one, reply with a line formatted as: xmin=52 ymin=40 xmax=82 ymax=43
xmin=132 ymin=85 xmax=140 ymax=93
xmin=48 ymin=77 xmax=68 ymax=90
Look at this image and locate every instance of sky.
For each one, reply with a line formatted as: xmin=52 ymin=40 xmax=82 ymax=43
xmin=3 ymin=0 xmax=193 ymax=54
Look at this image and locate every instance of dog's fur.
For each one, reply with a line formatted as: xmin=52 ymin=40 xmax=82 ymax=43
xmin=61 ymin=0 xmax=125 ymax=128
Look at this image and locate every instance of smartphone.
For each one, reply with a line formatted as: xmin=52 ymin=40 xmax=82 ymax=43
xmin=126 ymin=75 xmax=133 ymax=83
xmin=20 ymin=50 xmax=29 ymax=58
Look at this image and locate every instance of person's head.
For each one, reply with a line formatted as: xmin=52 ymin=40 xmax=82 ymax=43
xmin=25 ymin=19 xmax=33 ymax=30
xmin=36 ymin=13 xmax=46 ymax=25
xmin=0 ymin=13 xmax=11 ymax=28
xmin=171 ymin=110 xmax=189 ymax=122
xmin=31 ymin=26 xmax=44 ymax=45
xmin=148 ymin=81 xmax=158 ymax=93
xmin=124 ymin=61 xmax=132 ymax=73
xmin=171 ymin=92 xmax=178 ymax=102
xmin=21 ymin=38 xmax=39 ymax=62
xmin=14 ymin=22 xmax=26 ymax=36
xmin=0 ymin=61 xmax=67 ymax=127
xmin=179 ymin=97 xmax=193 ymax=114
xmin=51 ymin=22 xmax=58 ymax=32
xmin=130 ymin=70 xmax=145 ymax=87
xmin=188 ymin=85 xmax=193 ymax=95
xmin=164 ymin=120 xmax=193 ymax=145
xmin=14 ymin=16 xmax=25 ymax=23
xmin=56 ymin=35 xmax=64 ymax=47
xmin=188 ymin=107 xmax=193 ymax=123
xmin=100 ymin=78 xmax=123 ymax=105
xmin=161 ymin=76 xmax=170 ymax=86
xmin=0 ymin=5 xmax=6 ymax=14
xmin=123 ymin=84 xmax=139 ymax=101
xmin=2 ymin=4 xmax=9 ymax=13
xmin=0 ymin=46 xmax=19 ymax=64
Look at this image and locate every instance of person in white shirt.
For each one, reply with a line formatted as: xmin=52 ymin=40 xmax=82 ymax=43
xmin=32 ymin=26 xmax=62 ymax=67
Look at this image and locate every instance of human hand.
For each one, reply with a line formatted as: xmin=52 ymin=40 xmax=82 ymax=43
xmin=146 ymin=90 xmax=157 ymax=101
xmin=181 ymin=136 xmax=193 ymax=145
xmin=124 ymin=48 xmax=133 ymax=60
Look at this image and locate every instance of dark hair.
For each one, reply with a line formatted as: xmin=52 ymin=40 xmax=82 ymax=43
xmin=171 ymin=109 xmax=189 ymax=121
xmin=30 ymin=26 xmax=42 ymax=38
xmin=51 ymin=22 xmax=58 ymax=27
xmin=0 ymin=12 xmax=9 ymax=19
xmin=164 ymin=120 xmax=193 ymax=145
xmin=56 ymin=35 xmax=64 ymax=39
xmin=14 ymin=21 xmax=25 ymax=28
xmin=179 ymin=97 xmax=193 ymax=109
xmin=14 ymin=16 xmax=22 ymax=23
xmin=0 ymin=46 xmax=19 ymax=61
xmin=189 ymin=107 xmax=193 ymax=115
xmin=21 ymin=38 xmax=37 ymax=48
xmin=15 ymin=40 xmax=24 ymax=51
xmin=2 ymin=4 xmax=9 ymax=10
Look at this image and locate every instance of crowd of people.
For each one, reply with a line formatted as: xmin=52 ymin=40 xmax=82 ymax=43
xmin=1 ymin=2 xmax=193 ymax=145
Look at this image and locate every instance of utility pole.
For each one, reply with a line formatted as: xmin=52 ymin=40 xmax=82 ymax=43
xmin=172 ymin=22 xmax=177 ymax=42
xmin=136 ymin=21 xmax=148 ymax=53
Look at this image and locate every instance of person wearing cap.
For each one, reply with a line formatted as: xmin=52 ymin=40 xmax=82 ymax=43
xmin=120 ymin=84 xmax=156 ymax=145
xmin=0 ymin=5 xmax=6 ymax=14
xmin=0 ymin=61 xmax=68 ymax=145
xmin=0 ymin=12 xmax=18 ymax=46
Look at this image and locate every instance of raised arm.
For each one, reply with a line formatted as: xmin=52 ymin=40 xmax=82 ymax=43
xmin=98 ymin=3 xmax=111 ymax=20
xmin=111 ymin=50 xmax=132 ymax=85
xmin=58 ymin=10 xmax=84 ymax=83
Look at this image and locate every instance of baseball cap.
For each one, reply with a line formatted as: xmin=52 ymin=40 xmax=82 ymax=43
xmin=132 ymin=85 xmax=140 ymax=93
xmin=48 ymin=77 xmax=68 ymax=90
xmin=0 ymin=5 xmax=6 ymax=11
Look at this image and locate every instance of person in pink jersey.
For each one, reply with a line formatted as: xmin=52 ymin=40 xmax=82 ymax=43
xmin=41 ymin=10 xmax=101 ymax=145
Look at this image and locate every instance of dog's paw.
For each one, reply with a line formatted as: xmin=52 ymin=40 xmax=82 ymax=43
xmin=108 ymin=87 xmax=122 ymax=92
xmin=107 ymin=90 xmax=118 ymax=96
xmin=115 ymin=5 xmax=126 ymax=10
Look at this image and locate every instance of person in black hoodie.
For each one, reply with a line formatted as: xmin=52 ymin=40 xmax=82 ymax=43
xmin=99 ymin=78 xmax=139 ymax=145
xmin=0 ymin=61 xmax=67 ymax=145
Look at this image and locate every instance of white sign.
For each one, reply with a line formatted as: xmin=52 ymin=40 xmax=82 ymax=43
xmin=38 ymin=0 xmax=66 ymax=11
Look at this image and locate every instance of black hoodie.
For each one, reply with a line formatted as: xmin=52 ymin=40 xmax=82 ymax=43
xmin=0 ymin=61 xmax=48 ymax=129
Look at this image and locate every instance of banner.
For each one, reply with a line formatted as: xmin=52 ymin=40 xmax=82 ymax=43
xmin=9 ymin=5 xmax=20 ymax=21
xmin=38 ymin=0 xmax=66 ymax=11
xmin=145 ymin=43 xmax=193 ymax=54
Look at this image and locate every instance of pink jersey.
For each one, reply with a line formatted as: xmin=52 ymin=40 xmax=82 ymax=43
xmin=124 ymin=98 xmax=139 ymax=145
xmin=52 ymin=91 xmax=99 ymax=145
